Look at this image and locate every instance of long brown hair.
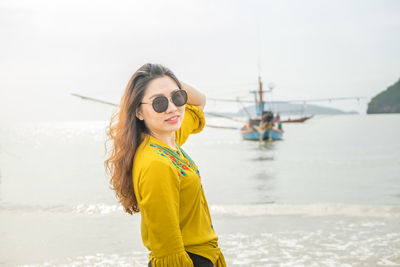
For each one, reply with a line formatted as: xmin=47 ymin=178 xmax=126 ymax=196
xmin=104 ymin=63 xmax=182 ymax=214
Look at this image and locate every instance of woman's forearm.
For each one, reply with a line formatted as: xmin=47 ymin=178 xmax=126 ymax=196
xmin=180 ymin=81 xmax=206 ymax=110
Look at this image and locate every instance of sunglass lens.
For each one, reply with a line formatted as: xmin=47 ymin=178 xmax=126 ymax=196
xmin=152 ymin=96 xmax=169 ymax=113
xmin=172 ymin=90 xmax=187 ymax=107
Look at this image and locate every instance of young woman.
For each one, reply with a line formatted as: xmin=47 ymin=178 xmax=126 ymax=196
xmin=105 ymin=63 xmax=226 ymax=267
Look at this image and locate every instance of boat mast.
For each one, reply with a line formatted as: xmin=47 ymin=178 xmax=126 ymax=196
xmin=257 ymin=22 xmax=264 ymax=117
xmin=258 ymin=75 xmax=263 ymax=117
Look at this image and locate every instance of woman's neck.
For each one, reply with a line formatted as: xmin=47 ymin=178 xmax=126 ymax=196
xmin=150 ymin=131 xmax=176 ymax=149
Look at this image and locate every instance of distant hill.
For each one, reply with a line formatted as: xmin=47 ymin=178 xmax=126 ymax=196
xmin=367 ymin=78 xmax=400 ymax=114
xmin=209 ymin=102 xmax=358 ymax=118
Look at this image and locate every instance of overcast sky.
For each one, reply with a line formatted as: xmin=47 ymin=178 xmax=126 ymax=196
xmin=1 ymin=0 xmax=399 ymax=122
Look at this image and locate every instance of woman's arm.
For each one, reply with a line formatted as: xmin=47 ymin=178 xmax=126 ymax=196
xmin=180 ymin=81 xmax=206 ymax=111
xmin=139 ymin=160 xmax=193 ymax=265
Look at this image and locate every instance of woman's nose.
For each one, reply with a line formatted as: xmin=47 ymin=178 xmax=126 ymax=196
xmin=165 ymin=98 xmax=178 ymax=112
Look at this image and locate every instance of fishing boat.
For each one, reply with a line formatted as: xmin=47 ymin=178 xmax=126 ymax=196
xmin=239 ymin=77 xmax=284 ymax=141
xmin=240 ymin=118 xmax=284 ymax=141
xmin=281 ymin=115 xmax=313 ymax=123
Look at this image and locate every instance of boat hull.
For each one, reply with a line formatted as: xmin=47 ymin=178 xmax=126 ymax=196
xmin=241 ymin=128 xmax=283 ymax=141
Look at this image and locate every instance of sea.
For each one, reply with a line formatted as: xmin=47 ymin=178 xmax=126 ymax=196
xmin=0 ymin=113 xmax=399 ymax=266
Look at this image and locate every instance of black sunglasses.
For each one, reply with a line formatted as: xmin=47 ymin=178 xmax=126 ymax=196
xmin=140 ymin=89 xmax=188 ymax=113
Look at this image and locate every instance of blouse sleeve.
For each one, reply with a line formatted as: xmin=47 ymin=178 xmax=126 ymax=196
xmin=138 ymin=160 xmax=194 ymax=266
xmin=175 ymin=104 xmax=205 ymax=146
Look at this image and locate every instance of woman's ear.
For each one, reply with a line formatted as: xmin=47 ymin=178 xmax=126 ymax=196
xmin=136 ymin=108 xmax=144 ymax=121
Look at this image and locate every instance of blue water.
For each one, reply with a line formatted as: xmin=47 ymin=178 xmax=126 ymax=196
xmin=0 ymin=113 xmax=399 ymax=266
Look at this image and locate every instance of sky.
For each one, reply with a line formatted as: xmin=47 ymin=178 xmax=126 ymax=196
xmin=1 ymin=0 xmax=399 ymax=122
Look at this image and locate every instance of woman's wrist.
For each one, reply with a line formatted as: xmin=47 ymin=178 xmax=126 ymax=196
xmin=179 ymin=80 xmax=206 ymax=110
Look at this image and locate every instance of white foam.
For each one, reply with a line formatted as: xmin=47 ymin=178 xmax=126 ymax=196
xmin=73 ymin=203 xmax=123 ymax=214
xmin=2 ymin=202 xmax=400 ymax=218
xmin=15 ymin=226 xmax=400 ymax=267
xmin=70 ymin=202 xmax=400 ymax=218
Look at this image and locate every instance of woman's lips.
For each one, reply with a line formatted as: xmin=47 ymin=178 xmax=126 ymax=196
xmin=165 ymin=115 xmax=179 ymax=124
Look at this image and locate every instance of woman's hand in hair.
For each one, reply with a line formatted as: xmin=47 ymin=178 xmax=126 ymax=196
xmin=179 ymin=81 xmax=206 ymax=111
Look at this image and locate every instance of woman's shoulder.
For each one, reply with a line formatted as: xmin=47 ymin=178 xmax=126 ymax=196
xmin=133 ymin=138 xmax=180 ymax=194
xmin=175 ymin=104 xmax=206 ymax=146
xmin=133 ymin=136 xmax=175 ymax=174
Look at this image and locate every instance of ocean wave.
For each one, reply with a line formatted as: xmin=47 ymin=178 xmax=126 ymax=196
xmin=0 ymin=202 xmax=123 ymax=215
xmin=1 ymin=202 xmax=400 ymax=218
xmin=210 ymin=203 xmax=400 ymax=218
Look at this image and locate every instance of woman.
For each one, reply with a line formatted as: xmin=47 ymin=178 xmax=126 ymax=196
xmin=105 ymin=63 xmax=226 ymax=267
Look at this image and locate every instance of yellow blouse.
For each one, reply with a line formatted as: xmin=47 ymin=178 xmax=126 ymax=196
xmin=132 ymin=104 xmax=226 ymax=267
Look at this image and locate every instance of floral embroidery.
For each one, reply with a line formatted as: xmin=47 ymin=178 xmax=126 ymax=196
xmin=149 ymin=142 xmax=200 ymax=179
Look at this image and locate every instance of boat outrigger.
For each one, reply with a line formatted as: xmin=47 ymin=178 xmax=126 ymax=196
xmin=71 ymin=83 xmax=365 ymax=143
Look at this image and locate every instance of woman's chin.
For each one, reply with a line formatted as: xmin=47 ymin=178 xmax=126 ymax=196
xmin=165 ymin=121 xmax=182 ymax=132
